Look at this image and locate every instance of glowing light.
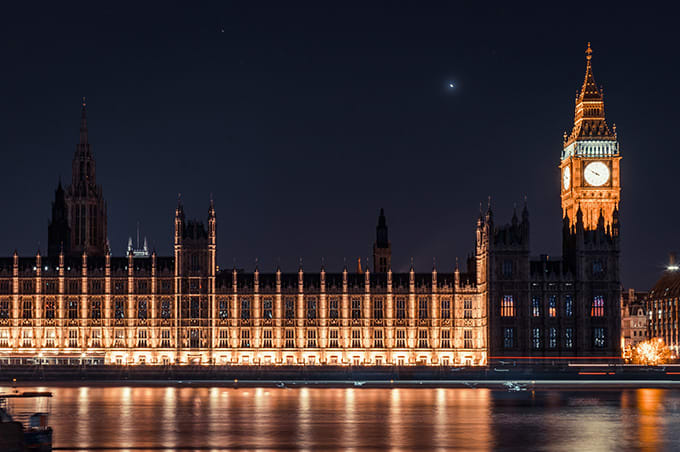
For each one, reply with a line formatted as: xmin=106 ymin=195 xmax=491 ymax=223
xmin=668 ymin=265 xmax=679 ymax=271
xmin=630 ymin=338 xmax=671 ymax=365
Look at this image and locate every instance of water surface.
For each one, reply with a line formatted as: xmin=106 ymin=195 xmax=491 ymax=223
xmin=3 ymin=385 xmax=679 ymax=450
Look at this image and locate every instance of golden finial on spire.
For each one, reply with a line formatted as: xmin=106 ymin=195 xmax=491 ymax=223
xmin=586 ymin=42 xmax=593 ymax=61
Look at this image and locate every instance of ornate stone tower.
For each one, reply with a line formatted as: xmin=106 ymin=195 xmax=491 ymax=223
xmin=64 ymin=99 xmax=108 ymax=257
xmin=47 ymin=180 xmax=71 ymax=257
xmin=560 ymin=43 xmax=621 ymax=230
xmin=372 ymin=208 xmax=391 ymax=273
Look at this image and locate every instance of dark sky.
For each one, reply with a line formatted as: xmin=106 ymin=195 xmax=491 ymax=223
xmin=1 ymin=2 xmax=677 ymax=289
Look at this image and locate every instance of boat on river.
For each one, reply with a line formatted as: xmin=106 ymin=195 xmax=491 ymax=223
xmin=0 ymin=391 xmax=53 ymax=451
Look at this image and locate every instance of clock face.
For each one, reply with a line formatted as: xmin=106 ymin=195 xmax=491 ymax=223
xmin=584 ymin=161 xmax=610 ymax=186
xmin=563 ymin=166 xmax=571 ymax=190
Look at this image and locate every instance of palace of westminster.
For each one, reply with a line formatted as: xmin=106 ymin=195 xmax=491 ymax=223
xmin=0 ymin=45 xmax=622 ymax=366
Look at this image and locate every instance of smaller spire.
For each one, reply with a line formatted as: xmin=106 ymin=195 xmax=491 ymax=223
xmin=585 ymin=42 xmax=593 ymax=61
xmin=357 ymin=257 xmax=362 ymax=274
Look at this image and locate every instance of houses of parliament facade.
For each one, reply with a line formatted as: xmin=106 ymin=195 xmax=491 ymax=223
xmin=0 ymin=45 xmax=621 ymax=366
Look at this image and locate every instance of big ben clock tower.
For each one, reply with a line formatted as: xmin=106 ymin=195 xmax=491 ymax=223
xmin=560 ymin=43 xmax=621 ymax=230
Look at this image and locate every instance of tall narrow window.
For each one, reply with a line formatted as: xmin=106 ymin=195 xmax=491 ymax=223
xmin=351 ymin=329 xmax=361 ymax=348
xmin=373 ymin=329 xmax=383 ymax=348
xmin=591 ymin=296 xmax=605 ymax=317
xmin=68 ymin=329 xmax=78 ymax=348
xmin=418 ymin=298 xmax=429 ymax=319
xmin=137 ymin=299 xmax=148 ymax=320
xmin=285 ymin=298 xmax=295 ymax=319
xmin=593 ymin=327 xmax=606 ymax=348
xmin=285 ymin=329 xmax=295 ymax=348
xmin=531 ymin=297 xmax=541 ymax=317
xmin=464 ymin=299 xmax=473 ymax=319
xmin=45 ymin=299 xmax=55 ymax=319
xmin=441 ymin=329 xmax=451 ymax=348
xmin=396 ymin=298 xmax=406 ymax=319
xmin=191 ymin=298 xmax=200 ymax=318
xmin=263 ymin=298 xmax=273 ymax=319
xmin=161 ymin=299 xmax=171 ymax=319
xmin=91 ymin=299 xmax=101 ymax=320
xmin=240 ymin=298 xmax=251 ymax=320
xmin=329 ymin=298 xmax=339 ymax=319
xmin=532 ymin=328 xmax=541 ymax=350
xmin=218 ymin=329 xmax=229 ymax=348
xmin=262 ymin=329 xmax=273 ymax=347
xmin=396 ymin=329 xmax=406 ymax=348
xmin=503 ymin=327 xmax=514 ymax=349
xmin=115 ymin=299 xmax=125 ymax=319
xmin=218 ymin=298 xmax=229 ymax=319
xmin=306 ymin=298 xmax=317 ymax=320
xmin=329 ymin=329 xmax=339 ymax=348
xmin=418 ymin=329 xmax=429 ymax=348
xmin=351 ymin=298 xmax=361 ymax=319
xmin=463 ymin=329 xmax=473 ymax=349
xmin=565 ymin=295 xmax=573 ymax=317
xmin=501 ymin=295 xmax=515 ymax=317
xmin=240 ymin=329 xmax=250 ymax=348
xmin=548 ymin=327 xmax=558 ymax=349
xmin=441 ymin=298 xmax=450 ymax=319
xmin=306 ymin=329 xmax=317 ymax=347
xmin=68 ymin=299 xmax=78 ymax=319
xmin=161 ymin=329 xmax=172 ymax=347
xmin=137 ymin=329 xmax=147 ymax=347
xmin=565 ymin=328 xmax=573 ymax=349
xmin=0 ymin=299 xmax=9 ymax=319
xmin=502 ymin=260 xmax=513 ymax=278
xmin=373 ymin=298 xmax=384 ymax=320
xmin=548 ymin=295 xmax=557 ymax=318
xmin=22 ymin=299 xmax=32 ymax=319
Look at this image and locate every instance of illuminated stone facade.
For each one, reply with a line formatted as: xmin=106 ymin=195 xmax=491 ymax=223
xmin=0 ymin=208 xmax=488 ymax=365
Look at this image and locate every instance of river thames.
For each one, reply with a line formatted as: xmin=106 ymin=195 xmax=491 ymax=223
xmin=3 ymin=386 xmax=680 ymax=450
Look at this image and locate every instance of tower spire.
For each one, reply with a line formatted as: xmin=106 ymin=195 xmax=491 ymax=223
xmin=80 ymin=97 xmax=88 ymax=146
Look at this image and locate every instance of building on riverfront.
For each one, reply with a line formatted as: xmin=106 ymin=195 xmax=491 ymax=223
xmin=0 ymin=45 xmax=621 ymax=366
xmin=621 ymin=288 xmax=648 ymax=355
xmin=646 ymin=255 xmax=680 ymax=356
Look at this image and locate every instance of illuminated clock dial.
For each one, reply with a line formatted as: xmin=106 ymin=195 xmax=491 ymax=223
xmin=563 ymin=166 xmax=571 ymax=190
xmin=584 ymin=161 xmax=610 ymax=186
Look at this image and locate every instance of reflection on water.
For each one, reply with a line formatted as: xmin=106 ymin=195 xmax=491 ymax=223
xmin=2 ymin=386 xmax=679 ymax=450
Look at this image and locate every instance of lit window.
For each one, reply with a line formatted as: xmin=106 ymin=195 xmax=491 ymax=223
xmin=285 ymin=298 xmax=295 ymax=320
xmin=548 ymin=327 xmax=557 ymax=349
xmin=501 ymin=295 xmax=515 ymax=317
xmin=240 ymin=298 xmax=250 ymax=320
xmin=161 ymin=329 xmax=172 ymax=348
xmin=532 ymin=328 xmax=541 ymax=350
xmin=218 ymin=298 xmax=229 ymax=320
xmin=591 ymin=296 xmax=605 ymax=317
xmin=137 ymin=299 xmax=148 ymax=320
xmin=548 ymin=296 xmax=557 ymax=318
xmin=532 ymin=297 xmax=541 ymax=317
xmin=262 ymin=329 xmax=273 ymax=347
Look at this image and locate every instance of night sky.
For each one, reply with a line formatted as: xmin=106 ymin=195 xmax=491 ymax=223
xmin=1 ymin=3 xmax=677 ymax=289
